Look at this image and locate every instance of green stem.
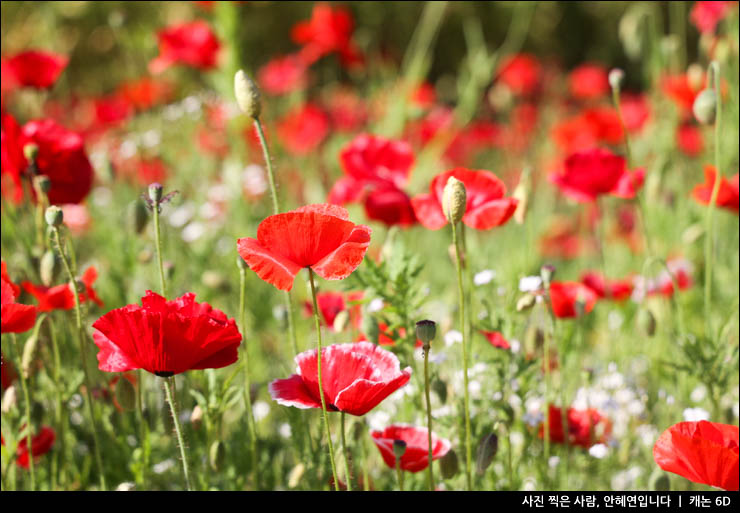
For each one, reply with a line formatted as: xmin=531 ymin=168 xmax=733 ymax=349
xmin=239 ymin=266 xmax=258 ymax=487
xmin=704 ymin=62 xmax=722 ymax=341
xmin=254 ymin=118 xmax=279 ymax=215
xmin=340 ymin=411 xmax=352 ymax=491
xmin=52 ymin=228 xmax=107 ymax=490
xmin=10 ymin=333 xmax=35 ymax=490
xmin=135 ymin=368 xmax=149 ymax=489
xmin=48 ymin=317 xmax=65 ymax=489
xmin=396 ymin=458 xmax=404 ymax=492
xmin=163 ymin=377 xmax=193 ymax=490
xmin=308 ymin=268 xmax=340 ymax=491
xmin=423 ymin=344 xmax=435 ymax=491
xmin=152 ymin=203 xmax=168 ymax=298
xmin=450 ymin=221 xmax=472 ymax=490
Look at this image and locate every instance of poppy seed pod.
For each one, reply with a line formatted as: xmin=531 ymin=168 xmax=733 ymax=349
xmin=415 ymin=319 xmax=436 ymax=348
xmin=44 ymin=206 xmax=63 ymax=227
xmin=148 ymin=182 xmax=163 ymax=203
xmin=442 ymin=176 xmax=467 ymax=224
xmin=234 ymin=69 xmax=262 ymax=119
xmin=692 ymin=88 xmax=717 ymax=125
xmin=439 ymin=448 xmax=459 ymax=479
xmin=393 ymin=439 xmax=407 ymax=459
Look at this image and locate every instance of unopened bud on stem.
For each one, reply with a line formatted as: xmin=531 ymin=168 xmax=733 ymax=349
xmin=608 ymin=68 xmax=624 ymax=91
xmin=415 ymin=319 xmax=436 ymax=349
xmin=45 ymin=206 xmax=63 ymax=227
xmin=234 ymin=69 xmax=262 ymax=119
xmin=442 ymin=177 xmax=467 ymax=225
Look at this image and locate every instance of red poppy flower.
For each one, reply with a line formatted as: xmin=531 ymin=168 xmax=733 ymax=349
xmin=1 ymin=261 xmax=21 ymax=299
xmin=539 ymin=405 xmax=612 ymax=448
xmin=324 ymin=87 xmax=368 ymax=133
xmin=549 ymin=148 xmax=644 ymax=203
xmin=237 ymin=204 xmax=371 ymax=291
xmin=269 ymin=341 xmax=412 ymax=416
xmin=481 ymin=330 xmax=511 ymax=350
xmin=662 ymin=74 xmax=701 ymax=114
xmin=444 ymin=120 xmax=504 ymax=165
xmin=410 ymin=82 xmax=436 ymax=109
xmin=411 ymin=168 xmax=518 ymax=231
xmin=1 ymin=113 xmax=28 ymax=204
xmin=580 ymin=271 xmax=634 ymax=301
xmin=653 ymin=421 xmax=738 ymax=491
xmin=569 ymin=63 xmax=610 ymax=100
xmin=258 ymin=54 xmax=308 ymax=96
xmin=690 ymin=1 xmax=737 ymax=34
xmin=276 ymin=103 xmax=329 ymax=155
xmin=677 ymin=123 xmax=704 ymax=157
xmin=291 ymin=3 xmax=362 ymax=68
xmin=3 ymin=50 xmax=67 ymax=89
xmin=149 ymin=20 xmax=221 ymax=74
xmin=339 ymin=134 xmax=414 ymax=190
xmin=362 ymin=185 xmax=417 ymax=227
xmin=692 ymin=165 xmax=739 ymax=214
xmin=22 ymin=266 xmax=102 ymax=312
xmin=302 ymin=291 xmax=347 ymax=331
xmin=620 ymin=93 xmax=651 ymax=133
xmin=371 ymin=424 xmax=451 ymax=473
xmin=548 ymin=281 xmax=598 ymax=319
xmin=117 ymin=77 xmax=173 ymax=112
xmin=91 ymin=291 xmax=241 ymax=377
xmin=15 ymin=426 xmax=56 ymax=469
xmin=2 ymin=274 xmax=37 ymax=334
xmin=93 ymin=94 xmax=133 ymax=128
xmin=496 ymin=53 xmax=542 ymax=97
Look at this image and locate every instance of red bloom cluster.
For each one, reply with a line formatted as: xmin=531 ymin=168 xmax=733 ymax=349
xmin=269 ymin=341 xmax=411 ymax=416
xmin=276 ymin=103 xmax=330 ymax=155
xmin=550 ymin=148 xmax=644 ymax=203
xmin=149 ymin=20 xmax=221 ymax=74
xmin=258 ymin=55 xmax=308 ymax=96
xmin=692 ymin=165 xmax=739 ymax=214
xmin=6 ymin=426 xmax=57 ymax=469
xmin=654 ymin=421 xmax=738 ymax=491
xmin=371 ymin=424 xmax=451 ymax=472
xmin=496 ymin=53 xmax=542 ymax=97
xmin=411 ymin=168 xmax=518 ymax=231
xmin=92 ymin=291 xmax=241 ymax=376
xmin=291 ymin=3 xmax=362 ymax=68
xmin=329 ymin=134 xmax=416 ymax=227
xmin=1 ymin=262 xmax=37 ymax=334
xmin=580 ymin=271 xmax=634 ymax=302
xmin=539 ymin=405 xmax=612 ymax=448
xmin=690 ymin=1 xmax=737 ymax=34
xmin=549 ymin=281 xmax=598 ymax=319
xmin=568 ymin=63 xmax=610 ymax=100
xmin=2 ymin=50 xmax=68 ymax=90
xmin=22 ymin=266 xmax=103 ymax=312
xmin=237 ymin=204 xmax=371 ymax=291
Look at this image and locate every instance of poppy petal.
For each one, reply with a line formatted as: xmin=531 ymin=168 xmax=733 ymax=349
xmin=237 ymin=237 xmax=302 ymax=291
xmin=464 ymin=197 xmax=518 ymax=230
xmin=311 ymin=224 xmax=371 ymax=281
xmin=269 ymin=374 xmax=322 ymax=410
xmin=411 ymin=193 xmax=447 ymax=230
xmin=92 ymin=330 xmax=140 ymax=373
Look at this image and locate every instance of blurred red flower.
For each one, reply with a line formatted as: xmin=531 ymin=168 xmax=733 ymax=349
xmin=371 ymin=424 xmax=451 ymax=472
xmin=93 ymin=94 xmax=133 ymax=128
xmin=237 ymin=204 xmax=371 ymax=291
xmin=117 ymin=77 xmax=173 ymax=112
xmin=324 ymin=87 xmax=368 ymax=133
xmin=539 ymin=405 xmax=612 ymax=448
xmin=269 ymin=341 xmax=411 ymax=416
xmin=92 ymin=291 xmax=241 ymax=376
xmin=548 ymin=281 xmax=598 ymax=318
xmin=496 ymin=53 xmax=541 ymax=97
xmin=302 ymin=290 xmax=353 ymax=331
xmin=643 ymin=257 xmax=693 ymax=298
xmin=692 ymin=165 xmax=739 ymax=214
xmin=411 ymin=168 xmax=518 ymax=231
xmin=3 ymin=50 xmax=67 ymax=89
xmin=620 ymin=93 xmax=651 ymax=133
xmin=61 ymin=203 xmax=92 ymax=235
xmin=149 ymin=20 xmax=221 ymax=74
xmin=677 ymin=123 xmax=704 ymax=157
xmin=22 ymin=266 xmax=102 ymax=312
xmin=291 ymin=3 xmax=363 ymax=68
xmin=276 ymin=103 xmax=329 ymax=155
xmin=481 ymin=330 xmax=511 ymax=350
xmin=662 ymin=74 xmax=701 ymax=115
xmin=15 ymin=426 xmax=56 ymax=469
xmin=569 ymin=63 xmax=610 ymax=100
xmin=690 ymin=1 xmax=737 ymax=34
xmin=580 ymin=271 xmax=634 ymax=301
xmin=550 ymin=148 xmax=644 ymax=202
xmin=653 ymin=421 xmax=738 ymax=491
xmin=539 ymin=217 xmax=587 ymax=260
xmin=2 ymin=269 xmax=37 ymax=334
xmin=258 ymin=54 xmax=308 ymax=96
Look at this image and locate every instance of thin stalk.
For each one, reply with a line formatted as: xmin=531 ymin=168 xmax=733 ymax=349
xmin=542 ymin=317 xmax=551 ymax=482
xmin=396 ymin=458 xmax=404 ymax=491
xmin=51 ymin=228 xmax=106 ymax=490
xmin=423 ymin=344 xmax=435 ymax=491
xmin=48 ymin=317 xmax=65 ymax=489
xmin=308 ymin=268 xmax=340 ymax=491
xmin=10 ymin=333 xmax=35 ymax=490
xmin=238 ymin=266 xmax=258 ymax=486
xmin=450 ymin=221 xmax=472 ymax=490
xmin=163 ymin=377 xmax=193 ymax=491
xmin=152 ymin=203 xmax=168 ymax=298
xmin=340 ymin=411 xmax=352 ymax=491
xmin=704 ymin=62 xmax=722 ymax=340
xmin=135 ymin=368 xmax=149 ymax=489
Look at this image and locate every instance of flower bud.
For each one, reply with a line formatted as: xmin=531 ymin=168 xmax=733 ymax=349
xmin=236 ymin=255 xmax=249 ymax=271
xmin=21 ymin=332 xmax=40 ymax=379
xmin=128 ymin=200 xmax=149 ymax=234
xmin=608 ymin=68 xmax=625 ymax=91
xmin=692 ymin=88 xmax=717 ymax=125
xmin=40 ymin=250 xmax=56 ymax=286
xmin=1 ymin=386 xmax=17 ymax=414
xmin=33 ymin=175 xmax=51 ymax=195
xmin=333 ymin=309 xmax=350 ymax=333
xmin=288 ymin=463 xmax=306 ymax=489
xmin=234 ymin=69 xmax=262 ymax=119
xmin=686 ymin=63 xmax=704 ymax=91
xmin=516 ymin=293 xmax=537 ymax=312
xmin=439 ymin=448 xmax=459 ymax=479
xmin=392 ymin=439 xmax=407 ymax=459
xmin=475 ymin=432 xmax=499 ymax=475
xmin=442 ymin=176 xmax=467 ymax=224
xmin=540 ymin=265 xmax=556 ymax=287
xmin=190 ymin=404 xmax=204 ymax=430
xmin=209 ymin=440 xmax=226 ymax=471
xmin=415 ymin=319 xmax=436 ymax=349
xmin=115 ymin=377 xmax=137 ymax=412
xmin=23 ymin=143 xmax=39 ymax=162
xmin=45 ymin=206 xmax=63 ymax=227
xmin=636 ymin=308 xmax=657 ymax=337
xmin=148 ymin=182 xmax=163 ymax=203
xmin=512 ymin=168 xmax=530 ymax=225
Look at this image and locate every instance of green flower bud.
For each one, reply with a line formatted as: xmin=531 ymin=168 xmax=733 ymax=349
xmin=288 ymin=463 xmax=306 ymax=489
xmin=21 ymin=332 xmax=40 ymax=379
xmin=516 ymin=293 xmax=537 ymax=312
xmin=40 ymin=250 xmax=56 ymax=286
xmin=190 ymin=405 xmax=204 ymax=430
xmin=415 ymin=319 xmax=436 ymax=348
xmin=637 ymin=308 xmax=657 ymax=337
xmin=45 ymin=206 xmax=63 ymax=227
xmin=333 ymin=309 xmax=350 ymax=333
xmin=33 ymin=175 xmax=51 ymax=195
xmin=540 ymin=265 xmax=556 ymax=287
xmin=209 ymin=440 xmax=226 ymax=471
xmin=693 ymin=88 xmax=717 ymax=125
xmin=236 ymin=255 xmax=249 ymax=271
xmin=442 ymin=176 xmax=467 ymax=224
xmin=23 ymin=143 xmax=39 ymax=162
xmin=234 ymin=69 xmax=262 ymax=119
xmin=128 ymin=200 xmax=149 ymax=234
xmin=439 ymin=448 xmax=459 ymax=479
xmin=115 ymin=377 xmax=137 ymax=412
xmin=148 ymin=182 xmax=163 ymax=203
xmin=475 ymin=432 xmax=499 ymax=475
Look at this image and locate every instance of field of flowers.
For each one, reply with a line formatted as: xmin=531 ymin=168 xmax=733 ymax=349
xmin=1 ymin=1 xmax=738 ymax=493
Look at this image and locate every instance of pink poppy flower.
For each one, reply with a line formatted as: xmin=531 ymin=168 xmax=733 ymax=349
xmin=371 ymin=424 xmax=451 ymax=472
